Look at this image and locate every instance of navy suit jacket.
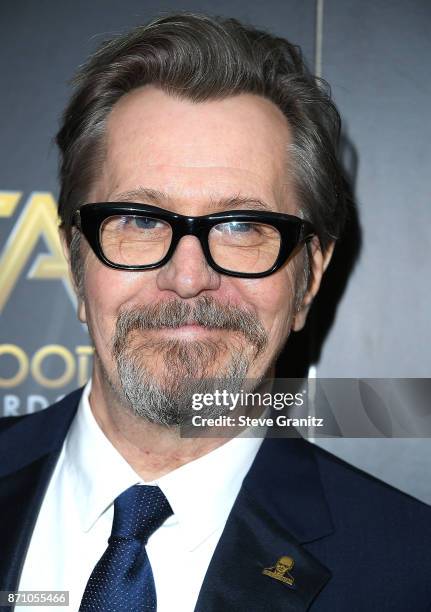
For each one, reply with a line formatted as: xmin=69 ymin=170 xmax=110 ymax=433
xmin=1 ymin=388 xmax=431 ymax=611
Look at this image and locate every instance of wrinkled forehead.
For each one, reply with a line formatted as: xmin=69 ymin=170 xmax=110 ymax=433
xmin=90 ymin=85 xmax=298 ymax=215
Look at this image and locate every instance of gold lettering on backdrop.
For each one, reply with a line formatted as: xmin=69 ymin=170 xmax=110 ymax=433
xmin=0 ymin=192 xmax=72 ymax=312
xmin=0 ymin=344 xmax=29 ymax=387
xmin=0 ymin=191 xmax=22 ymax=217
xmin=0 ymin=344 xmax=94 ymax=389
xmin=31 ymin=344 xmax=76 ymax=389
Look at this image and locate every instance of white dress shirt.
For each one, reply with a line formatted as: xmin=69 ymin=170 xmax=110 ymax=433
xmin=18 ymin=381 xmax=262 ymax=612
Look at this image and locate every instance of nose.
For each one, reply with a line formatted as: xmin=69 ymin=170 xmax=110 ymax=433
xmin=156 ymin=235 xmax=221 ymax=298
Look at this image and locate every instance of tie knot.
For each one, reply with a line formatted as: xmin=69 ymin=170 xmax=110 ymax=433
xmin=111 ymin=485 xmax=172 ymax=543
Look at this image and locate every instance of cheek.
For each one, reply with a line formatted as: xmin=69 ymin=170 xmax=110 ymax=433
xmin=85 ymin=267 xmax=122 ymax=321
xmin=237 ymin=267 xmax=297 ymax=334
xmin=81 ymin=255 xmax=148 ymax=342
xmin=83 ymin=250 xmax=159 ymax=315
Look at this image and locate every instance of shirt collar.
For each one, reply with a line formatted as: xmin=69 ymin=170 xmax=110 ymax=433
xmin=65 ymin=381 xmax=142 ymax=533
xmin=156 ymin=424 xmax=263 ymax=550
xmin=65 ymin=380 xmax=263 ymax=550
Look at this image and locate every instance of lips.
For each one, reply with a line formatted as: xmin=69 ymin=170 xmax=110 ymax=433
xmin=113 ymin=296 xmax=268 ymax=357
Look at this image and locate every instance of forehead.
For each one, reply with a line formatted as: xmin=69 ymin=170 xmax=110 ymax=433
xmin=93 ymin=85 xmax=296 ymax=213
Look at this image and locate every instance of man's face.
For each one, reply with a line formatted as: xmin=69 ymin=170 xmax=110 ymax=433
xmin=73 ymin=85 xmax=319 ymax=424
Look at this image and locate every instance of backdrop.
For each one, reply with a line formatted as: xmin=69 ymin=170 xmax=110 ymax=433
xmin=1 ymin=0 xmax=430 ymax=501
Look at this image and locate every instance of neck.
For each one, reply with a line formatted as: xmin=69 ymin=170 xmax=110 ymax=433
xmin=88 ymin=370 xmax=233 ymax=481
xmin=88 ymin=362 xmax=275 ymax=481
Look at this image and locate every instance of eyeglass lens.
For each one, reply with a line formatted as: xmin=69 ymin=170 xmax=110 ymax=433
xmin=100 ymin=214 xmax=282 ymax=273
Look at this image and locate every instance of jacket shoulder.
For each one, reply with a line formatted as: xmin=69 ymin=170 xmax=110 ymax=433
xmin=0 ymin=415 xmax=25 ymax=432
xmin=0 ymin=388 xmax=84 ymax=475
xmin=305 ymin=442 xmax=431 ymax=608
xmin=310 ymin=440 xmax=431 ymax=519
xmin=0 ymin=387 xmax=83 ymax=431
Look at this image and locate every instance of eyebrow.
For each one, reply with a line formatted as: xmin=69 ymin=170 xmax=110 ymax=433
xmin=112 ymin=187 xmax=168 ymax=206
xmin=209 ymin=195 xmax=273 ymax=212
xmin=110 ymin=186 xmax=274 ymax=213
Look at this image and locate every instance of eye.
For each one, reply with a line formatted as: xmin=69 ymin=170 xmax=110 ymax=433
xmin=101 ymin=215 xmax=171 ymax=238
xmin=125 ymin=216 xmax=162 ymax=230
xmin=216 ymin=222 xmax=259 ymax=234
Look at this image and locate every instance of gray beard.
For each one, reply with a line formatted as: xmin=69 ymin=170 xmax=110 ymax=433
xmin=105 ymin=296 xmax=268 ymax=427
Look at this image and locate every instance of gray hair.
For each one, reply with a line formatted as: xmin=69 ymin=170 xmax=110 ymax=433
xmin=56 ymin=11 xmax=349 ymax=285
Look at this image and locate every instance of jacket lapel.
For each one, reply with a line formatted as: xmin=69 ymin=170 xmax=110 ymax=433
xmin=0 ymin=389 xmax=82 ymax=592
xmin=0 ymin=452 xmax=60 ymax=593
xmin=195 ymin=438 xmax=333 ymax=611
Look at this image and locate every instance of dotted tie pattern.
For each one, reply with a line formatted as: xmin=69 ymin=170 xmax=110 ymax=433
xmin=80 ymin=485 xmax=173 ymax=611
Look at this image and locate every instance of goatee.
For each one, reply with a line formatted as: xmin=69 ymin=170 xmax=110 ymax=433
xmin=106 ymin=296 xmax=268 ymax=427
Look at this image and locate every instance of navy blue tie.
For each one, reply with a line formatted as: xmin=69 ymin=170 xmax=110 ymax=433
xmin=80 ymin=485 xmax=173 ymax=611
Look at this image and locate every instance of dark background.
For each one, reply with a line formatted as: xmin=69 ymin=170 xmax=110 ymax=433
xmin=0 ymin=0 xmax=430 ymax=501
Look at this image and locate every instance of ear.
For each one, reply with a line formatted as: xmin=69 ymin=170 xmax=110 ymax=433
xmin=292 ymin=238 xmax=335 ymax=332
xmin=59 ymin=228 xmax=87 ymax=324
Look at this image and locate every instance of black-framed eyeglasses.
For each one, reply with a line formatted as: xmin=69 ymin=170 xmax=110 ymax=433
xmin=72 ymin=202 xmax=315 ymax=279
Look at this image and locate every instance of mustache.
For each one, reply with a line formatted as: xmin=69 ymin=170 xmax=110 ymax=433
xmin=113 ymin=296 xmax=268 ymax=354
